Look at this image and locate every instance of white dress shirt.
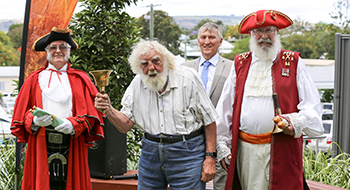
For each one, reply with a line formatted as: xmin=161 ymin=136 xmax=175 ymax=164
xmin=199 ymin=53 xmax=220 ymax=95
xmin=216 ymin=53 xmax=324 ymax=161
xmin=121 ymin=65 xmax=219 ymax=135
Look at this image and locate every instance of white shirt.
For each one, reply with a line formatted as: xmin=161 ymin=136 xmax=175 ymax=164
xmin=38 ymin=63 xmax=73 ymax=118
xmin=199 ymin=53 xmax=220 ymax=95
xmin=121 ymin=65 xmax=219 ymax=135
xmin=216 ymin=54 xmax=324 ymax=161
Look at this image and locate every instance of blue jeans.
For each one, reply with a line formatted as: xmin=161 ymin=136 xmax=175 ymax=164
xmin=138 ymin=134 xmax=206 ymax=190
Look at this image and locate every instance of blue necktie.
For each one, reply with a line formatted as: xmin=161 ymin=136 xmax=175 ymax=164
xmin=201 ymin=61 xmax=211 ymax=89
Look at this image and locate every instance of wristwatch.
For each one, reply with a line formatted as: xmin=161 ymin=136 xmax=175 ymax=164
xmin=205 ymin=152 xmax=217 ymax=158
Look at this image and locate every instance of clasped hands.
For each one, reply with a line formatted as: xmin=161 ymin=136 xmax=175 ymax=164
xmin=33 ymin=115 xmax=74 ymax=135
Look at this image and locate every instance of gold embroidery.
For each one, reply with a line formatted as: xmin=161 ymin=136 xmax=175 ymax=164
xmin=282 ymin=52 xmax=295 ymax=67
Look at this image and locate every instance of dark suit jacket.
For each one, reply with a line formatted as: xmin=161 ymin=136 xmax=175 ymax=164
xmin=182 ymin=56 xmax=233 ymax=107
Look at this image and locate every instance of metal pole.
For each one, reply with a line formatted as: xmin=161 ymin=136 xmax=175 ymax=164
xmin=146 ymin=4 xmax=160 ymax=41
xmin=15 ymin=0 xmax=31 ymax=188
xmin=150 ymin=4 xmax=154 ymax=41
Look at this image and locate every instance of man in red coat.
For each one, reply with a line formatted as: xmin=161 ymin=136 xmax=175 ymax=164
xmin=11 ymin=27 xmax=104 ymax=190
xmin=216 ymin=10 xmax=324 ymax=190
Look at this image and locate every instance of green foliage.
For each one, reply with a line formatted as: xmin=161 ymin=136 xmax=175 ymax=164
xmin=137 ymin=10 xmax=182 ymax=55
xmin=7 ymin=23 xmax=23 ymax=49
xmin=303 ymin=143 xmax=350 ymax=189
xmin=0 ymin=137 xmax=25 ymax=190
xmin=320 ymin=89 xmax=334 ymax=102
xmin=281 ymin=33 xmax=325 ymax=59
xmin=69 ymin=0 xmax=142 ymax=169
xmin=225 ymin=25 xmax=249 ymax=40
xmin=0 ymin=31 xmax=20 ymax=66
xmin=222 ymin=37 xmax=250 ymax=60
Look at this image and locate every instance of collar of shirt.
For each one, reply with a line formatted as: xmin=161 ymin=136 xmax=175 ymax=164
xmin=199 ymin=53 xmax=219 ymax=68
xmin=47 ymin=63 xmax=68 ymax=71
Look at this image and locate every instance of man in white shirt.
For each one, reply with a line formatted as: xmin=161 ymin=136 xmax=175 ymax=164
xmin=95 ymin=40 xmax=218 ymax=190
xmin=182 ymin=22 xmax=232 ymax=190
xmin=216 ymin=10 xmax=324 ymax=190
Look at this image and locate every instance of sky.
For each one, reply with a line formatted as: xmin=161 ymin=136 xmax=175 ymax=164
xmin=0 ymin=0 xmax=337 ymax=24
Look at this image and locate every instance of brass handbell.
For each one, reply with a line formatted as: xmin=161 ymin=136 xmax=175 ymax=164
xmin=89 ymin=70 xmax=113 ymax=93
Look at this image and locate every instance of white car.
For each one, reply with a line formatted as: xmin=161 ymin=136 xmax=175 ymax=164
xmin=306 ymin=111 xmax=333 ymax=152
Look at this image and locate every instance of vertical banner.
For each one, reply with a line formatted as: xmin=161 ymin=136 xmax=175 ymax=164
xmin=23 ymin=0 xmax=79 ymax=80
xmin=16 ymin=0 xmax=79 ymax=189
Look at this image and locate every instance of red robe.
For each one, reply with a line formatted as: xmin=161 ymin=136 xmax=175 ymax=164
xmin=225 ymin=50 xmax=307 ymax=190
xmin=11 ymin=64 xmax=104 ymax=190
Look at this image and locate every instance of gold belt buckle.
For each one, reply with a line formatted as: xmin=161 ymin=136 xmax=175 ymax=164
xmin=48 ymin=133 xmax=63 ymax=144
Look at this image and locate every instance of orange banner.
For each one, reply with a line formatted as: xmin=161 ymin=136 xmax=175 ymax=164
xmin=24 ymin=0 xmax=79 ymax=79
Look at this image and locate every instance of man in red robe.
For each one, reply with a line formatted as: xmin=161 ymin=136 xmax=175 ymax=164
xmin=11 ymin=27 xmax=104 ymax=190
xmin=216 ymin=10 xmax=324 ymax=190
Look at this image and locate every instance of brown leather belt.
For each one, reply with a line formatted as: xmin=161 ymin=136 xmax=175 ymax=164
xmin=144 ymin=128 xmax=204 ymax=144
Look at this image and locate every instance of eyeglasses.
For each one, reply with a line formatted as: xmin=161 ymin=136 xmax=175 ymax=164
xmin=252 ymin=27 xmax=276 ymax=36
xmin=48 ymin=45 xmax=69 ymax=52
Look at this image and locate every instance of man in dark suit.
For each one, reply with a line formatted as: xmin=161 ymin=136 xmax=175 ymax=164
xmin=182 ymin=22 xmax=233 ymax=189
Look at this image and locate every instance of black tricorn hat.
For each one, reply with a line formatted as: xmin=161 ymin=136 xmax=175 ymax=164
xmin=32 ymin=27 xmax=79 ymax=51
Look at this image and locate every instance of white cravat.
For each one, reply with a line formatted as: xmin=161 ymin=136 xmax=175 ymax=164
xmin=38 ymin=63 xmax=72 ymax=118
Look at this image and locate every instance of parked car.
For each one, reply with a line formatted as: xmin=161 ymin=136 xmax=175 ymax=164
xmin=306 ymin=111 xmax=333 ymax=152
xmin=1 ymin=92 xmax=17 ymax=103
xmin=322 ymin=102 xmax=333 ymax=111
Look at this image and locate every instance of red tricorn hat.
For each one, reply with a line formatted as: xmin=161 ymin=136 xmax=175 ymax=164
xmin=239 ymin=10 xmax=293 ymax=34
xmin=32 ymin=27 xmax=79 ymax=51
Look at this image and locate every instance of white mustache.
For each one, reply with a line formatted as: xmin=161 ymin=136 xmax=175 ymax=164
xmin=148 ymin=70 xmax=158 ymax=75
xmin=258 ymin=38 xmax=273 ymax=44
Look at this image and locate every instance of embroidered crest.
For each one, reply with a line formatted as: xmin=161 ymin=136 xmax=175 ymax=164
xmin=238 ymin=52 xmax=251 ymax=65
xmin=282 ymin=51 xmax=295 ymax=66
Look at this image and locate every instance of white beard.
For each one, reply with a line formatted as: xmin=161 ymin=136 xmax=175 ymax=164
xmin=250 ymin=35 xmax=282 ymax=62
xmin=141 ymin=68 xmax=168 ymax=92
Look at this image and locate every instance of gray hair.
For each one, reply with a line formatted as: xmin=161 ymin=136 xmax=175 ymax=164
xmin=128 ymin=40 xmax=177 ymax=75
xmin=198 ymin=22 xmax=223 ymax=40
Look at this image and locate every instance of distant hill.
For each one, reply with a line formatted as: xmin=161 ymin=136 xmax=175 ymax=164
xmin=0 ymin=14 xmax=243 ymax=33
xmin=173 ymin=14 xmax=244 ymax=29
xmin=0 ymin=19 xmax=23 ymax=33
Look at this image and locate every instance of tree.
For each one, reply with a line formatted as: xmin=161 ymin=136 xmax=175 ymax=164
xmin=137 ymin=10 xmax=182 ymax=55
xmin=277 ymin=18 xmax=339 ymax=59
xmin=69 ymin=0 xmax=142 ymax=169
xmin=0 ymin=31 xmax=20 ymax=66
xmin=282 ymin=33 xmax=325 ymax=59
xmin=225 ymin=25 xmax=249 ymax=40
xmin=330 ymin=0 xmax=350 ymax=30
xmin=7 ymin=23 xmax=23 ymax=49
xmin=221 ymin=37 xmax=250 ymax=60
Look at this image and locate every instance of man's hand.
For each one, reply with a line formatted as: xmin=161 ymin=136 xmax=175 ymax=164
xmin=220 ymin=154 xmax=231 ymax=172
xmin=55 ymin=119 xmax=74 ymax=135
xmin=94 ymin=93 xmax=112 ymax=113
xmin=201 ymin=156 xmax=216 ymax=182
xmin=282 ymin=116 xmax=295 ymax=136
xmin=33 ymin=115 xmax=53 ymax=127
